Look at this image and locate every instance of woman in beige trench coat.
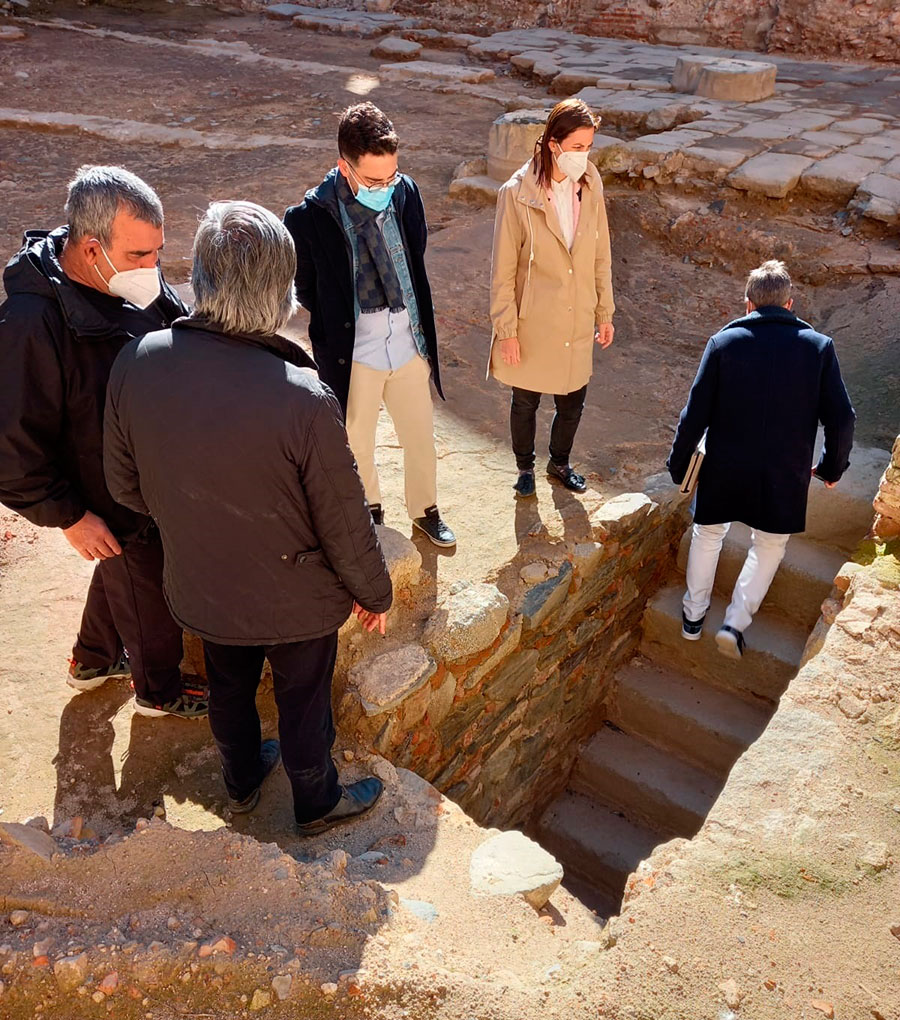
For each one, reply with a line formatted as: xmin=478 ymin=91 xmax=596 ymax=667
xmin=488 ymin=98 xmax=615 ymax=498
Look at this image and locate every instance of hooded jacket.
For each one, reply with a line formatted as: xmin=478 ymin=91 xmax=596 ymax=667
xmin=283 ymin=169 xmax=444 ymax=413
xmin=104 ymin=318 xmax=393 ymax=645
xmin=0 ymin=227 xmax=188 ymax=539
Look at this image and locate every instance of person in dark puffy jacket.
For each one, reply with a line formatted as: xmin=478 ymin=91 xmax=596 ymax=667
xmin=104 ymin=200 xmax=392 ymax=835
xmin=0 ymin=164 xmax=206 ymax=719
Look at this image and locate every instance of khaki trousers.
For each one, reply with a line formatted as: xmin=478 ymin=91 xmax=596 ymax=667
xmin=345 ymin=354 xmax=437 ymax=520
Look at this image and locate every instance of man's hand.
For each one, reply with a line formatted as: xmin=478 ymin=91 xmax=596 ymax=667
xmin=811 ymin=466 xmax=837 ymax=490
xmin=498 ymin=337 xmax=520 ymax=366
xmin=352 ymin=602 xmax=387 ymax=635
xmin=63 ymin=511 xmax=122 ymax=561
xmin=594 ymin=322 xmax=615 ymax=349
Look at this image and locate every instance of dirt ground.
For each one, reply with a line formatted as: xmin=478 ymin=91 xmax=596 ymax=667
xmin=0 ymin=0 xmax=898 ymax=950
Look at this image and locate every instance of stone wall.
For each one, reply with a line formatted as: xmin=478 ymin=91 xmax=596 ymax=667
xmin=873 ymin=434 xmax=900 ymax=539
xmin=335 ymin=490 xmax=690 ymax=831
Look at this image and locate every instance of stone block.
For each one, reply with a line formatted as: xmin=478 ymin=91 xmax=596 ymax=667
xmin=770 ymin=138 xmax=837 ymax=160
xmin=380 ymin=61 xmax=495 ymax=85
xmin=803 ymin=130 xmax=858 ymax=149
xmin=593 ymin=76 xmax=632 ymax=91
xmin=427 ymin=671 xmax=457 ymax=727
xmin=572 ymin=541 xmax=604 ymax=576
xmin=481 ymin=649 xmax=539 ymax=704
xmin=835 ymin=118 xmax=885 ymax=135
xmin=0 ymin=822 xmax=57 ymax=860
xmin=733 ymin=119 xmax=802 ymax=141
xmin=645 ymin=102 xmax=703 ymax=133
xmin=470 ymin=830 xmax=563 ymax=909
xmin=801 ymin=153 xmax=885 ymax=202
xmin=437 ymin=692 xmax=485 ymax=748
xmin=349 ymin=643 xmax=436 ymax=716
xmin=265 ymin=3 xmax=307 ymax=18
xmin=590 ymin=492 xmax=657 ymax=537
xmin=376 ymin=525 xmax=421 ymax=590
xmin=448 ymin=175 xmax=501 ymax=206
xmin=487 ymin=109 xmax=547 ymax=183
xmin=576 ymin=86 xmax=624 ymax=109
xmin=521 ymin=561 xmax=573 ymax=632
xmin=423 ymin=582 xmax=509 ymax=663
xmin=54 ymin=953 xmax=89 ymax=992
xmin=842 ymin=138 xmax=900 ymax=161
xmin=462 ymin=617 xmax=523 ymax=691
xmin=727 ymin=153 xmax=814 ymax=199
xmin=771 ymin=111 xmax=835 ymax=131
xmin=854 ymin=173 xmax=900 ymax=225
xmin=371 ymin=36 xmax=421 ymax=60
xmin=531 ymin=59 xmax=561 ymax=85
xmin=672 ymin=56 xmax=776 ymax=103
xmin=590 ymin=134 xmax=630 ymax=173
xmin=550 ymin=71 xmax=603 ymax=96
xmin=683 ymin=144 xmax=750 ymax=173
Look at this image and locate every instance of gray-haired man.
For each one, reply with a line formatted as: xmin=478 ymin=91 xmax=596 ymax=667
xmin=104 ymin=201 xmax=392 ymax=833
xmin=0 ymin=165 xmax=206 ymax=718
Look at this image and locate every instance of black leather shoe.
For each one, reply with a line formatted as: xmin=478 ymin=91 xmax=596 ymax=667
xmin=296 ymin=776 xmax=384 ymax=836
xmin=513 ymin=470 xmax=536 ymax=499
xmin=370 ymin=504 xmax=384 ymax=526
xmin=227 ymin=739 xmax=281 ymax=814
xmin=546 ymin=460 xmax=587 ymax=493
xmin=412 ymin=505 xmax=457 ymax=548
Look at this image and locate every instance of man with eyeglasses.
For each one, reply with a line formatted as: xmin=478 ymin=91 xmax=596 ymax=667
xmin=284 ymin=102 xmax=456 ymax=548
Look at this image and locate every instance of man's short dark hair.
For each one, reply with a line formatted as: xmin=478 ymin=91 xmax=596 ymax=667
xmin=338 ymin=103 xmax=399 ymax=163
xmin=745 ymin=259 xmax=792 ymax=308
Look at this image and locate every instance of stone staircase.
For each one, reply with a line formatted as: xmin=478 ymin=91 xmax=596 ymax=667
xmin=536 ymin=446 xmax=885 ymax=916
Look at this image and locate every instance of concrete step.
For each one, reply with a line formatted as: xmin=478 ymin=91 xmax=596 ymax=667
xmin=806 ymin=437 xmax=888 ymax=553
xmin=640 ymin=585 xmax=806 ymax=704
xmin=676 ymin=524 xmax=845 ymax=629
xmin=536 ymin=791 xmax=660 ymax=910
xmin=606 ymin=658 xmax=772 ymax=775
xmin=570 ymin=724 xmax=722 ymax=837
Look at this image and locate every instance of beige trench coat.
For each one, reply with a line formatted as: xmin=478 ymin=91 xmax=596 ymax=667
xmin=488 ymin=160 xmax=614 ymax=395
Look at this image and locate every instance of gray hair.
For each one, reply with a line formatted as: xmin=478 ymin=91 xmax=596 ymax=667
xmin=745 ymin=259 xmax=792 ymax=308
xmin=65 ymin=165 xmax=163 ymax=245
xmin=191 ymin=201 xmax=298 ymax=337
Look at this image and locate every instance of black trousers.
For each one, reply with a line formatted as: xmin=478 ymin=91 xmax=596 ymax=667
xmin=202 ymin=632 xmax=341 ymax=824
xmin=510 ymin=384 xmax=588 ymax=471
xmin=72 ymin=527 xmax=183 ymax=703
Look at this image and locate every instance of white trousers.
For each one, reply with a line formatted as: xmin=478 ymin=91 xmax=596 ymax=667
xmin=683 ymin=523 xmax=790 ymax=633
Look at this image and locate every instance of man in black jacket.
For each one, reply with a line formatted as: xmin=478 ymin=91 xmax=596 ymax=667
xmin=104 ymin=200 xmax=392 ymax=833
xmin=283 ymin=102 xmax=456 ymax=548
xmin=668 ymin=260 xmax=855 ymax=660
xmin=0 ymin=165 xmax=206 ymax=719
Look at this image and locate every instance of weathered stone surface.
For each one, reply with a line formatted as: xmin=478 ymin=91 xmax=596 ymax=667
xmin=0 ymin=26 xmax=26 ymax=42
xmin=375 ymin=525 xmax=421 ymax=590
xmin=264 ymin=2 xmax=306 ymax=18
xmin=854 ymin=173 xmax=900 ymax=225
xmin=0 ymin=822 xmax=57 ymax=860
xmin=521 ymin=562 xmax=573 ymax=632
xmin=448 ymin=174 xmax=501 ymax=206
xmin=380 ymin=61 xmax=495 ymax=85
xmin=727 ymin=152 xmax=814 ymax=198
xmin=424 ymin=582 xmax=510 ymax=663
xmin=487 ymin=109 xmax=547 ymax=183
xmin=427 ymin=671 xmax=458 ymax=727
xmin=835 ymin=117 xmax=885 ymax=135
xmin=53 ymin=953 xmax=88 ymax=993
xmin=371 ymin=36 xmax=421 ymax=60
xmin=470 ymin=830 xmax=563 ymax=908
xmin=672 ymin=56 xmax=776 ymax=102
xmin=683 ymin=144 xmax=750 ymax=172
xmin=482 ymin=649 xmax=539 ymax=703
xmin=801 ymin=153 xmax=885 ymax=201
xmin=462 ymin=617 xmax=524 ymax=690
xmin=645 ymin=102 xmax=702 ymax=132
xmin=590 ymin=492 xmax=656 ymax=537
xmin=271 ymin=973 xmax=292 ymax=1000
xmin=350 ymin=644 xmax=436 ymax=716
xmin=550 ymin=70 xmax=604 ymax=96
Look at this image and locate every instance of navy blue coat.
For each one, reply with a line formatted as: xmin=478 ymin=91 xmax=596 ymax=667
xmin=283 ymin=169 xmax=444 ymax=414
xmin=667 ymin=306 xmax=855 ymax=535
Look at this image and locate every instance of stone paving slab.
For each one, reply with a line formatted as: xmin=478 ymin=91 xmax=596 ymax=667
xmin=380 ymin=60 xmax=496 ymax=85
xmin=801 ymin=153 xmax=887 ymax=202
xmin=727 ymin=152 xmax=815 ymax=199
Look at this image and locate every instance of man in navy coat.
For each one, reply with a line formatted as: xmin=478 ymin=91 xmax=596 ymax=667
xmin=667 ymin=259 xmax=855 ymax=660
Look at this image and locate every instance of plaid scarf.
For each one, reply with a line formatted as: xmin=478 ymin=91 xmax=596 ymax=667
xmin=336 ymin=173 xmax=406 ymax=314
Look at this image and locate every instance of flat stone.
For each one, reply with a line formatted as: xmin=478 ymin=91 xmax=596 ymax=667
xmin=590 ymin=492 xmax=657 ymax=536
xmin=448 ymin=174 xmax=501 ymax=206
xmin=0 ymin=822 xmax=58 ymax=860
xmin=733 ymin=119 xmax=802 ymax=141
xmin=0 ymin=26 xmax=27 ymax=41
xmin=380 ymin=60 xmax=495 ymax=84
xmin=487 ymin=109 xmax=547 ymax=182
xmin=423 ymin=582 xmax=509 ymax=663
xmin=727 ymin=152 xmax=814 ymax=199
xmin=683 ymin=144 xmax=751 ymax=172
xmin=375 ymin=524 xmax=421 ymax=591
xmin=371 ymin=36 xmax=421 ymax=60
xmin=593 ymin=76 xmax=632 ymax=91
xmin=835 ymin=117 xmax=885 ymax=135
xmin=590 ymin=134 xmax=630 ymax=172
xmin=250 ymin=989 xmax=272 ymax=1011
xmin=264 ymin=2 xmax=307 ymax=18
xmin=54 ymin=953 xmax=89 ymax=993
xmin=462 ymin=616 xmax=523 ymax=690
xmin=770 ymin=138 xmax=837 ymax=160
xmin=271 ymin=975 xmax=292 ymax=1001
xmin=854 ymin=173 xmax=900 ymax=225
xmin=350 ymin=643 xmax=436 ymax=716
xmin=672 ymin=55 xmax=776 ymax=102
xmin=550 ymin=71 xmax=603 ymax=96
xmin=801 ymin=153 xmax=886 ymax=202
xmin=803 ymin=130 xmax=859 ymax=148
xmin=645 ymin=102 xmax=703 ymax=132
xmin=470 ymin=830 xmax=563 ymax=909
xmin=843 ymin=138 xmax=900 ymax=160
xmin=771 ymin=111 xmax=835 ymax=131
xmin=521 ymin=561 xmax=573 ymax=631
xmin=399 ymin=898 xmax=438 ymax=923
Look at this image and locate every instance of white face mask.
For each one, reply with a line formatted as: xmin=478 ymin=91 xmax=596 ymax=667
xmin=554 ymin=149 xmax=590 ymax=182
xmin=94 ymin=244 xmax=161 ymax=310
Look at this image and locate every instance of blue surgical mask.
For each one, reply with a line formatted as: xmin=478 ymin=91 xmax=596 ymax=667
xmin=346 ymin=162 xmax=397 ymax=213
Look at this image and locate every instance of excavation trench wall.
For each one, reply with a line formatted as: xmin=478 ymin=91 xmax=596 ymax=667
xmin=330 ymin=489 xmax=691 ymax=831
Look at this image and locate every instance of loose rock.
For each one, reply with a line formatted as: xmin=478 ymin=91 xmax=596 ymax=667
xmin=469 ymin=830 xmax=563 ymax=909
xmin=718 ymin=978 xmax=743 ymax=1009
xmin=54 ymin=953 xmax=89 ymax=993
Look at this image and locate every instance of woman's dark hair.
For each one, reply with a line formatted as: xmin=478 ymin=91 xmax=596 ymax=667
xmin=338 ymin=102 xmax=399 ymax=163
xmin=532 ymin=98 xmax=598 ymax=189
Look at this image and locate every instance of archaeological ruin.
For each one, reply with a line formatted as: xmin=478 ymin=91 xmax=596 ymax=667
xmin=0 ymin=1 xmax=898 ymax=1018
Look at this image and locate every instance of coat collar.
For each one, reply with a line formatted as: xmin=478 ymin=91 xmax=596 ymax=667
xmin=173 ymin=316 xmax=318 ymax=371
xmin=304 ymin=166 xmax=409 ymax=224
xmin=720 ymin=306 xmax=814 ymax=332
xmin=511 ymin=160 xmax=600 ymax=252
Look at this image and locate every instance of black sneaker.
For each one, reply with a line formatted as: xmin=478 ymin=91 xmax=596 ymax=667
xmin=513 ymin=470 xmax=536 ymax=499
xmin=412 ymin=505 xmax=457 ymax=548
xmin=681 ymin=610 xmax=705 ymax=641
xmin=134 ymin=677 xmax=209 ymax=720
xmin=67 ymin=652 xmax=131 ymax=692
xmin=296 ymin=777 xmax=384 ymax=837
xmin=715 ymin=625 xmax=745 ymax=660
xmin=228 ymin=739 xmax=281 ymax=814
xmin=546 ymin=460 xmax=587 ymax=493
xmin=370 ymin=504 xmax=384 ymax=526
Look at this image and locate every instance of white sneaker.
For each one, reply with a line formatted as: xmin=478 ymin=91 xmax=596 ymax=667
xmin=715 ymin=626 xmax=745 ymax=660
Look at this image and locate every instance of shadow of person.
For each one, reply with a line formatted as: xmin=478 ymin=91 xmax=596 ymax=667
xmin=514 ymin=494 xmax=547 ymax=547
xmin=550 ymin=482 xmax=593 ymax=544
xmin=410 ymin=527 xmax=456 ymax=592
